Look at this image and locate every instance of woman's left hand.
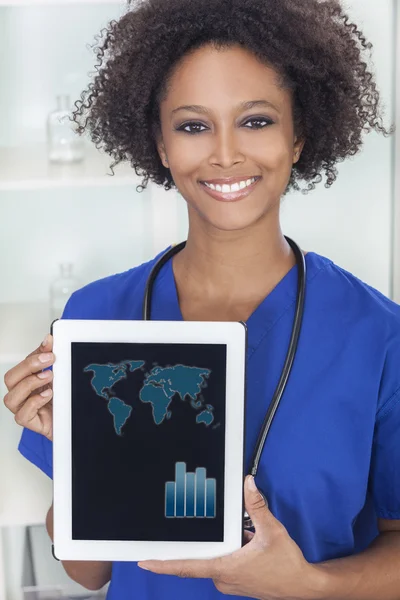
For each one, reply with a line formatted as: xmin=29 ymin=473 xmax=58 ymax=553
xmin=138 ymin=476 xmax=324 ymax=600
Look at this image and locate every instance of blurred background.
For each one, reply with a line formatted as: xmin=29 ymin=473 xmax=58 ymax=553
xmin=0 ymin=0 xmax=398 ymax=598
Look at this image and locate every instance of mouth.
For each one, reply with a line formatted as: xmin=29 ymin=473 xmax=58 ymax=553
xmin=199 ymin=176 xmax=262 ymax=202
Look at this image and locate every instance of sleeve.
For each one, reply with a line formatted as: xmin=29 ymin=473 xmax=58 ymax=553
xmin=369 ymin=386 xmax=400 ymax=519
xmin=17 ymin=293 xmax=78 ymax=479
xmin=18 ymin=428 xmax=53 ymax=478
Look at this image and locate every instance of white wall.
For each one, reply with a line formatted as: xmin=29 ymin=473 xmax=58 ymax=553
xmin=0 ymin=2 xmax=188 ymax=305
xmin=0 ymin=3 xmax=126 ymax=146
xmin=281 ymin=0 xmax=396 ymax=296
xmin=0 ymin=186 xmax=149 ymax=304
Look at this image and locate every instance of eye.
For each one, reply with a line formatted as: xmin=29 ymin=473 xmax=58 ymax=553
xmin=176 ymin=122 xmax=208 ymax=135
xmin=243 ymin=117 xmax=274 ymax=129
xmin=175 ymin=116 xmax=274 ymax=135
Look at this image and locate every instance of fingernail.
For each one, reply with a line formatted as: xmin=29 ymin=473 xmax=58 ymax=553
xmin=138 ymin=564 xmax=149 ymax=570
xmin=38 ymin=353 xmax=52 ymax=363
xmin=42 ymin=334 xmax=49 ymax=348
xmin=40 ymin=389 xmax=52 ymax=397
xmin=37 ymin=370 xmax=52 ymax=379
xmin=248 ymin=476 xmax=258 ymax=491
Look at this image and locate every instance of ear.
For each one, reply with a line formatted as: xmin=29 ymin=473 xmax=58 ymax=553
xmin=156 ymin=135 xmax=169 ymax=169
xmin=293 ymin=137 xmax=305 ymax=164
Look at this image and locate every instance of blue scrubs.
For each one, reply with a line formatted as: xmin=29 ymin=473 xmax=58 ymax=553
xmin=19 ymin=248 xmax=400 ymax=599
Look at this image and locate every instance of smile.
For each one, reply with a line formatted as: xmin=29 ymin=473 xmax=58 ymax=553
xmin=199 ymin=177 xmax=262 ymax=202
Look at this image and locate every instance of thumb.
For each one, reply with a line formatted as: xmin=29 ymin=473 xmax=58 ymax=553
xmin=244 ymin=476 xmax=278 ymax=533
xmin=27 ymin=334 xmax=53 ymax=359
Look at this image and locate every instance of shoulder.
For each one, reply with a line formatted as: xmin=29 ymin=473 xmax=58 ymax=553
xmin=61 ymin=246 xmax=171 ymax=320
xmin=308 ymin=252 xmax=400 ymax=416
xmin=308 ymin=252 xmax=400 ymax=329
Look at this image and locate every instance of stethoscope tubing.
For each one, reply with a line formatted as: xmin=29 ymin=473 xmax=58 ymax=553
xmin=142 ymin=237 xmax=306 ymax=531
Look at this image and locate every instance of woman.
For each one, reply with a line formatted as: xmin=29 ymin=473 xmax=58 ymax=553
xmin=3 ymin=0 xmax=399 ymax=598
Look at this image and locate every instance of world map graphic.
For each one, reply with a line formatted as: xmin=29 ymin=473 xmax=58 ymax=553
xmin=83 ymin=360 xmax=216 ymax=436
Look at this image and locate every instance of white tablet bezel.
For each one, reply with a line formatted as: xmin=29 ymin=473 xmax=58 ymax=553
xmin=52 ymin=319 xmax=247 ymax=562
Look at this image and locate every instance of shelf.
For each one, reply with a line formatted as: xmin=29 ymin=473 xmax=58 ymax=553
xmin=0 ymin=303 xmax=53 ymax=527
xmin=0 ymin=397 xmax=53 ymax=528
xmin=0 ymin=144 xmax=141 ymax=191
xmin=0 ymin=303 xmax=51 ymax=366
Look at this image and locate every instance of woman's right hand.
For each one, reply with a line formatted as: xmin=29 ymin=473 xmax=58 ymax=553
xmin=3 ymin=334 xmax=55 ymax=441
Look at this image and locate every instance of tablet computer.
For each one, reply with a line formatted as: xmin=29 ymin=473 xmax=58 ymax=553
xmin=52 ymin=319 xmax=247 ymax=562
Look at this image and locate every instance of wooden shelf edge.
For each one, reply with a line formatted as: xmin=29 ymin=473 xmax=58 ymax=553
xmin=0 ymin=144 xmax=143 ymax=191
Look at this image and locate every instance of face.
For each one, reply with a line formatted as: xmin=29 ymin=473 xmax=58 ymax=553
xmin=157 ymin=44 xmax=304 ymax=233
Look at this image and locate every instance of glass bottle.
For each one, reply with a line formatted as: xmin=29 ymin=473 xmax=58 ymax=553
xmin=46 ymin=94 xmax=85 ymax=164
xmin=49 ymin=263 xmax=82 ymax=323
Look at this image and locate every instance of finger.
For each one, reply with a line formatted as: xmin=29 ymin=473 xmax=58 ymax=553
xmin=15 ymin=387 xmax=53 ymax=424
xmin=4 ymin=369 xmax=53 ymax=415
xmin=244 ymin=476 xmax=280 ymax=533
xmin=138 ymin=556 xmax=224 ymax=580
xmin=14 ymin=390 xmax=53 ymax=434
xmin=4 ymin=344 xmax=54 ymax=393
xmin=24 ymin=333 xmax=53 ymax=362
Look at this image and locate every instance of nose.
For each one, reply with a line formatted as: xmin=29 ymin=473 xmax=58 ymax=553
xmin=209 ymin=126 xmax=244 ymax=169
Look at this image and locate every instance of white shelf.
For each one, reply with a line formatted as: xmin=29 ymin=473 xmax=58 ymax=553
xmin=0 ymin=144 xmax=141 ymax=191
xmin=0 ymin=302 xmax=51 ymax=366
xmin=0 ymin=398 xmax=52 ymax=528
xmin=0 ymin=303 xmax=53 ymax=527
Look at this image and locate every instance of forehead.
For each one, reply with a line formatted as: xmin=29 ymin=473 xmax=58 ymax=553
xmin=162 ymin=44 xmax=290 ymax=110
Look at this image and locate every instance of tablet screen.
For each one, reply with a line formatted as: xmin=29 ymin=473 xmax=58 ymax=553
xmin=71 ymin=342 xmax=226 ymax=542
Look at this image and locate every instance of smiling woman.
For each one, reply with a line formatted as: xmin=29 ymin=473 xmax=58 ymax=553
xmin=6 ymin=1 xmax=400 ymax=600
xmin=70 ymin=0 xmax=392 ymax=198
xmin=152 ymin=44 xmax=305 ymax=234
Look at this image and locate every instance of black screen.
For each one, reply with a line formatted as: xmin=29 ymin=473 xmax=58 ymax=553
xmin=71 ymin=342 xmax=226 ymax=542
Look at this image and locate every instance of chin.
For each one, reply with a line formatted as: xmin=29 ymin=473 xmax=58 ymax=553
xmin=202 ymin=212 xmax=266 ymax=233
xmin=198 ymin=199 xmax=270 ymax=229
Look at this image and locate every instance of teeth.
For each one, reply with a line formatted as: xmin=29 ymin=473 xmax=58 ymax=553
xmin=204 ymin=177 xmax=257 ymax=193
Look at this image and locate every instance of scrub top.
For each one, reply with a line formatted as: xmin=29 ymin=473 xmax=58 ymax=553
xmin=18 ymin=247 xmax=400 ymax=600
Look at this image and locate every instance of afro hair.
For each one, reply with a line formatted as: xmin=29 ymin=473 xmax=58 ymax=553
xmin=71 ymin=0 xmax=394 ymax=195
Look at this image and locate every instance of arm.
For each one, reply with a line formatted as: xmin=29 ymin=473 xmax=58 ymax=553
xmin=315 ymin=384 xmax=400 ymax=600
xmin=137 ymin=479 xmax=400 ymax=600
xmin=315 ymin=520 xmax=400 ymax=600
xmin=46 ymin=502 xmax=112 ymax=591
xmin=3 ymin=335 xmax=112 ymax=591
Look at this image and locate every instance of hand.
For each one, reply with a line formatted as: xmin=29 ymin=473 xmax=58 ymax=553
xmin=3 ymin=334 xmax=55 ymax=441
xmin=138 ymin=476 xmax=323 ymax=600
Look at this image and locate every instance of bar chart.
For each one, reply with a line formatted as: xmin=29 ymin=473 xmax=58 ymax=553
xmin=165 ymin=462 xmax=216 ymax=518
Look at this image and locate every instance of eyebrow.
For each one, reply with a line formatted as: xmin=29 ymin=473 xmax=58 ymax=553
xmin=171 ymin=99 xmax=280 ymax=116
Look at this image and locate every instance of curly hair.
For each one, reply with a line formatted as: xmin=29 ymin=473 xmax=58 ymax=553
xmin=71 ymin=0 xmax=394 ymax=195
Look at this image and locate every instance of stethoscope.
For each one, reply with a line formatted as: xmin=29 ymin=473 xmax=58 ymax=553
xmin=142 ymin=236 xmax=306 ymax=531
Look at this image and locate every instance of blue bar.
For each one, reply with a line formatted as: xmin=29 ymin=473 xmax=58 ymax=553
xmin=195 ymin=467 xmax=206 ymax=517
xmin=175 ymin=462 xmax=186 ymax=518
xmin=205 ymin=478 xmax=216 ymax=518
xmin=165 ymin=482 xmax=175 ymax=518
xmin=185 ymin=472 xmax=195 ymax=517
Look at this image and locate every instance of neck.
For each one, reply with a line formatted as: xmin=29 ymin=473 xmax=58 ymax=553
xmin=172 ymin=214 xmax=296 ymax=305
